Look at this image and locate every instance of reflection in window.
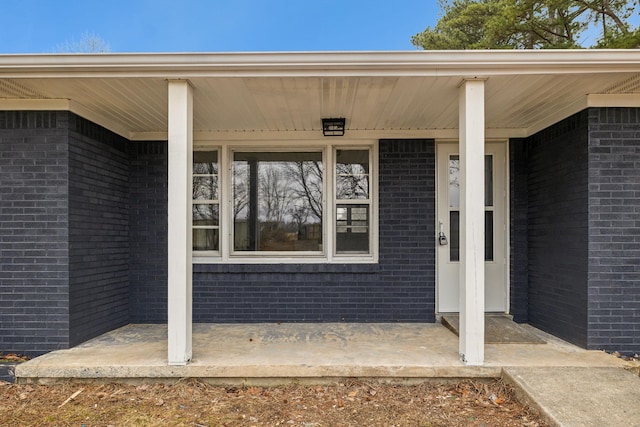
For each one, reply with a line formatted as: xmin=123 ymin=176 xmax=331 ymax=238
xmin=449 ymin=155 xmax=459 ymax=208
xmin=193 ymin=151 xmax=219 ymax=251
xmin=233 ymin=152 xmax=323 ymax=252
xmin=485 ymin=155 xmax=493 ymax=207
xmin=335 ymin=149 xmax=371 ymax=254
xmin=336 ymin=205 xmax=369 ymax=253
xmin=450 ymin=210 xmax=459 ymax=262
xmin=449 ymin=209 xmax=494 ymax=262
xmin=336 ymin=150 xmax=369 ymax=199
xmin=448 ymin=153 xmax=495 ymax=262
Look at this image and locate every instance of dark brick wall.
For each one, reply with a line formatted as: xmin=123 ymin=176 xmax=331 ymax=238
xmin=128 ymin=142 xmax=168 ymax=322
xmin=587 ymin=108 xmax=640 ymax=355
xmin=509 ymin=139 xmax=529 ymax=323
xmin=0 ymin=112 xmax=71 ymax=355
xmin=190 ymin=139 xmax=436 ymax=322
xmin=526 ymin=111 xmax=590 ymax=348
xmin=67 ymin=114 xmax=130 ymax=346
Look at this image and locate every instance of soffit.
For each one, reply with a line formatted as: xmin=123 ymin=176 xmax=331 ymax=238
xmin=0 ymin=55 xmax=638 ymax=139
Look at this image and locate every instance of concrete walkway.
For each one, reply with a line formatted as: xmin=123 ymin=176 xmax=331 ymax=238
xmin=16 ymin=323 xmax=640 ymax=426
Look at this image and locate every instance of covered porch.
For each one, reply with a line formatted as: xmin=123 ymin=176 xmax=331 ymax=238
xmin=2 ymin=50 xmax=640 ymax=366
xmin=15 ymin=322 xmax=628 ymax=384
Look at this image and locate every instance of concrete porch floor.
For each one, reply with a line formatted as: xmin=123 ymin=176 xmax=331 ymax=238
xmin=16 ymin=322 xmax=630 ymax=383
xmin=16 ymin=322 xmax=640 ymax=425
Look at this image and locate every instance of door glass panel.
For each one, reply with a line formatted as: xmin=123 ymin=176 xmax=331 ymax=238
xmin=485 ymin=211 xmax=494 ymax=261
xmin=449 ymin=155 xmax=460 ymax=208
xmin=449 ymin=210 xmax=460 ymax=262
xmin=485 ymin=155 xmax=493 ymax=207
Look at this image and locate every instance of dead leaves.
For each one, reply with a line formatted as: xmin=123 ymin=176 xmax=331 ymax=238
xmin=0 ymin=353 xmax=29 ymax=363
xmin=0 ymin=379 xmax=548 ymax=427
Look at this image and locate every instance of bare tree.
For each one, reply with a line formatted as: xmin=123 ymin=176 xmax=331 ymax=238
xmin=284 ymin=160 xmax=323 ymax=222
xmin=259 ymin=164 xmax=291 ymax=224
xmin=55 ymin=32 xmax=111 ymax=53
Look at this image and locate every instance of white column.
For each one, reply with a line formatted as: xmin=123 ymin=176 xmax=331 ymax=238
xmin=167 ymin=80 xmax=193 ymax=365
xmin=458 ymin=78 xmax=486 ymax=366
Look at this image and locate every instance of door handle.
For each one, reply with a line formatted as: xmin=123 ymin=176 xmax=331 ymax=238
xmin=438 ymin=221 xmax=448 ymax=246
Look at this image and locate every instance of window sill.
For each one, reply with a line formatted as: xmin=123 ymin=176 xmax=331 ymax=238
xmin=192 ymin=255 xmax=378 ymax=264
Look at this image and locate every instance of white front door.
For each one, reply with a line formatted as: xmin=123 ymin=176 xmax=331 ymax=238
xmin=436 ymin=141 xmax=508 ymax=313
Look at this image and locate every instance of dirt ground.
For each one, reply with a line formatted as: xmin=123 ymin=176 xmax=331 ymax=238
xmin=0 ymin=378 xmax=548 ymax=426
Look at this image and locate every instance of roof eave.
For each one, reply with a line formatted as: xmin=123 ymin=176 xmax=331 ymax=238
xmin=0 ymin=50 xmax=639 ymax=78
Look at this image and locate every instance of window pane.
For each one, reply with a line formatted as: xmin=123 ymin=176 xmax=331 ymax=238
xmin=449 ymin=155 xmax=460 ymax=209
xmin=193 ymin=151 xmax=218 ymax=175
xmin=485 ymin=155 xmax=493 ymax=207
xmin=193 ymin=176 xmax=218 ymax=200
xmin=485 ymin=210 xmax=494 ymax=261
xmin=336 ymin=204 xmax=369 ymax=253
xmin=450 ymin=210 xmax=460 ymax=262
xmin=193 ymin=228 xmax=219 ymax=251
xmin=193 ymin=204 xmax=219 ymax=226
xmin=233 ymin=152 xmax=323 ymax=252
xmin=336 ymin=150 xmax=369 ymax=199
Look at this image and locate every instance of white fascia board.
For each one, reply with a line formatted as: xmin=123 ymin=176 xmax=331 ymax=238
xmin=587 ymin=93 xmax=640 ymax=107
xmin=0 ymin=98 xmax=70 ymax=110
xmin=0 ymin=50 xmax=639 ymax=78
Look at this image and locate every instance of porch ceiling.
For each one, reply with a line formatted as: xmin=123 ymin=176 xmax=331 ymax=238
xmin=0 ymin=51 xmax=639 ymax=140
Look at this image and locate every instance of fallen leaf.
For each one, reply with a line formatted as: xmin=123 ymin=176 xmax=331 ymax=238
xmin=348 ymin=390 xmax=358 ymax=398
xmin=247 ymin=387 xmax=261 ymax=395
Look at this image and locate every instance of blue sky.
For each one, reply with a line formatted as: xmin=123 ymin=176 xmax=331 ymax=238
xmin=0 ymin=0 xmax=440 ymax=53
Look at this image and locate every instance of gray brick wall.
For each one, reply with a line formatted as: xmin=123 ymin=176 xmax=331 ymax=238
xmin=0 ymin=111 xmax=134 ymax=355
xmin=190 ymin=139 xmax=437 ymax=322
xmin=587 ymin=107 xmax=640 ymax=355
xmin=128 ymin=142 xmax=168 ymax=322
xmin=0 ymin=112 xmax=71 ymax=355
xmin=127 ymin=139 xmax=435 ymax=323
xmin=509 ymin=138 xmax=529 ymax=323
xmin=525 ymin=111 xmax=590 ymax=348
xmin=68 ymin=114 xmax=130 ymax=346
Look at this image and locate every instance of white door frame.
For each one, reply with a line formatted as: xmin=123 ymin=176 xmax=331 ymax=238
xmin=435 ymin=140 xmax=510 ymax=314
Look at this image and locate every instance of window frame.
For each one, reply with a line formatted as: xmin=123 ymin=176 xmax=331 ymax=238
xmin=192 ymin=148 xmax=221 ymax=256
xmin=333 ymin=147 xmax=375 ymax=257
xmin=192 ymin=140 xmax=378 ymax=264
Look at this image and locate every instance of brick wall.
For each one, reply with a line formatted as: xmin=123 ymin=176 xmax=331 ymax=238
xmin=0 ymin=111 xmax=135 ymax=355
xmin=0 ymin=112 xmax=71 ymax=355
xmin=67 ymin=114 xmax=130 ymax=346
xmin=526 ymin=111 xmax=590 ymax=348
xmin=587 ymin=107 xmax=640 ymax=355
xmin=190 ymin=139 xmax=436 ymax=322
xmin=509 ymin=139 xmax=529 ymax=323
xmin=128 ymin=142 xmax=168 ymax=322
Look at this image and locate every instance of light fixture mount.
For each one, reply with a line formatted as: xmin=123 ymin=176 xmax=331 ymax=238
xmin=322 ymin=117 xmax=346 ymax=136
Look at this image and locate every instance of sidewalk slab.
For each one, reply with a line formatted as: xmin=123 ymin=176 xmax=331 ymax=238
xmin=503 ymin=367 xmax=640 ymax=427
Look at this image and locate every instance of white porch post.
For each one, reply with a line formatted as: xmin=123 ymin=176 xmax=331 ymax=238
xmin=167 ymin=80 xmax=193 ymax=365
xmin=458 ymin=78 xmax=486 ymax=365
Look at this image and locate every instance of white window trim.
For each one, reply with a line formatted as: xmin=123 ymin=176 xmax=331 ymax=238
xmin=192 ymin=140 xmax=378 ymax=264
